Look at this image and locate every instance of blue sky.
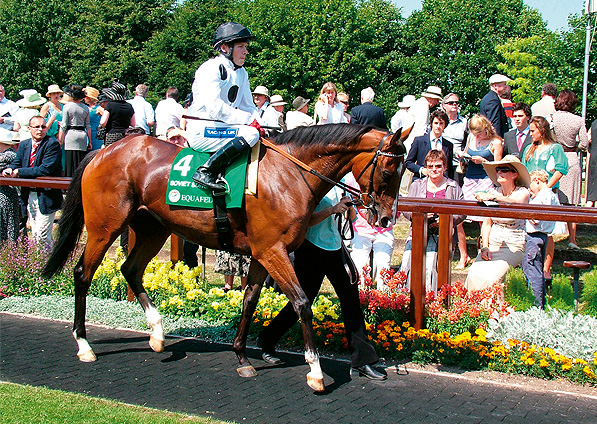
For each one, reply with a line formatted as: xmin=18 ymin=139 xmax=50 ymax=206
xmin=392 ymin=0 xmax=586 ymax=32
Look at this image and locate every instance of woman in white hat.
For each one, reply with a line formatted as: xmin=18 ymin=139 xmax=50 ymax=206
xmin=39 ymin=84 xmax=63 ymax=138
xmin=0 ymin=131 xmax=20 ymax=242
xmin=465 ymin=155 xmax=530 ymax=292
xmin=13 ymin=89 xmax=45 ymax=140
xmin=261 ymin=94 xmax=287 ymax=133
xmin=390 ymin=95 xmax=416 ymax=133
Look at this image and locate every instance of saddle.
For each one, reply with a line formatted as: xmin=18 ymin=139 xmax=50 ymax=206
xmin=166 ymin=144 xmax=260 ymax=251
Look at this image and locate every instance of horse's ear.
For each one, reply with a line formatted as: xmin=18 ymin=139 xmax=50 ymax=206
xmin=390 ymin=129 xmax=402 ymax=144
xmin=399 ymin=124 xmax=414 ymax=142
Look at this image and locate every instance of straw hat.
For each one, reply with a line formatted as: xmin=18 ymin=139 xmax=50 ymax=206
xmin=421 ymin=86 xmax=443 ymax=100
xmin=292 ymin=96 xmax=310 ymax=111
xmin=15 ymin=89 xmax=46 ymax=107
xmin=483 ymin=155 xmax=530 ymax=188
xmin=252 ymin=85 xmax=269 ymax=98
xmin=45 ymin=84 xmax=63 ymax=97
xmin=84 ymin=86 xmax=99 ymax=101
xmin=270 ymin=95 xmax=287 ymax=107
xmin=488 ymin=74 xmax=512 ymax=85
xmin=0 ymin=129 xmax=20 ymax=144
xmin=398 ymin=95 xmax=416 ymax=108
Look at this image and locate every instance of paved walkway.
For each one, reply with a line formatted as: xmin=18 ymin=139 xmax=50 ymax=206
xmin=1 ymin=313 xmax=596 ymax=423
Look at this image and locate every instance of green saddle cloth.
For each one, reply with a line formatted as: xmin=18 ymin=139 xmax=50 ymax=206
xmin=166 ymin=148 xmax=249 ymax=209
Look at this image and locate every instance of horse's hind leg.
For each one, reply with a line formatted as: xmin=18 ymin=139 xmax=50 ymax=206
xmin=120 ymin=212 xmax=171 ymax=353
xmin=73 ymin=232 xmax=120 ymax=362
xmin=233 ymin=258 xmax=268 ymax=377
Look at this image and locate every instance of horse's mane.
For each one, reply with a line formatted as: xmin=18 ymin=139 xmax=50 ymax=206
xmin=271 ymin=123 xmax=375 ymax=148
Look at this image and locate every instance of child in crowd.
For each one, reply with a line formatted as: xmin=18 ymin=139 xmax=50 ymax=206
xmin=523 ymin=169 xmax=560 ymax=308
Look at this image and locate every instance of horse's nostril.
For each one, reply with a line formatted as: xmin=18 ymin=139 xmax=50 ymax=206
xmin=380 ymin=217 xmax=390 ymax=228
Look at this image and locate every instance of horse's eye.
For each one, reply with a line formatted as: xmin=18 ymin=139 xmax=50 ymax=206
xmin=382 ymin=170 xmax=393 ymax=181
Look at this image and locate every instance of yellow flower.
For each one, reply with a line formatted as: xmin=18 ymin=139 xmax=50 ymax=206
xmin=562 ymin=363 xmax=572 ymax=371
xmin=525 ymin=358 xmax=536 ymax=366
xmin=402 ymin=321 xmax=410 ymax=328
xmin=539 ymin=359 xmax=549 ymax=368
xmin=475 ymin=328 xmax=487 ymax=337
xmin=583 ymin=366 xmax=596 ymax=379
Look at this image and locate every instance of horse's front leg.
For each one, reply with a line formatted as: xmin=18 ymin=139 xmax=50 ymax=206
xmin=233 ymin=258 xmax=268 ymax=377
xmin=258 ymin=248 xmax=324 ymax=392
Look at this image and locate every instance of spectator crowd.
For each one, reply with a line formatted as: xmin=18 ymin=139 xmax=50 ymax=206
xmin=0 ymin=69 xmax=595 ymax=313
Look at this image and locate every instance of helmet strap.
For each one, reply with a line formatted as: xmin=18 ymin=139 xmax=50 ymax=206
xmin=220 ymin=43 xmax=243 ymax=70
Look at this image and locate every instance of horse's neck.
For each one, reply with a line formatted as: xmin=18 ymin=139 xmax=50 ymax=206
xmin=294 ymin=145 xmax=365 ymax=201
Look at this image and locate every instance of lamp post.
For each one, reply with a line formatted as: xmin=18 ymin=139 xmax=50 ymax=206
xmin=582 ymin=1 xmax=596 ymax=119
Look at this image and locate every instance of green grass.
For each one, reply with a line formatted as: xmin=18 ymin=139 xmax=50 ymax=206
xmin=0 ymin=382 xmax=230 ymax=424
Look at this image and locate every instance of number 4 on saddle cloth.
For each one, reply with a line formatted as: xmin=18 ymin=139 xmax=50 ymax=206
xmin=166 ymin=146 xmax=256 ymax=209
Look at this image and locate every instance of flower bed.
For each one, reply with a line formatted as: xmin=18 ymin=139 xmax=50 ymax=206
xmin=0 ymin=241 xmax=595 ymax=385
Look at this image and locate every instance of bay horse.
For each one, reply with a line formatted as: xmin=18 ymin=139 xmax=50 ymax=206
xmin=42 ymin=123 xmax=407 ymax=392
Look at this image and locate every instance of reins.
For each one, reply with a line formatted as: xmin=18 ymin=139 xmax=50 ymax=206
xmin=260 ymin=138 xmax=362 ymax=200
xmin=261 ymin=132 xmax=404 ymax=213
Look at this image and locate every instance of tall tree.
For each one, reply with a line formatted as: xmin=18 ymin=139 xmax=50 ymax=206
xmin=142 ymin=0 xmax=232 ymax=103
xmin=397 ymin=0 xmax=547 ymax=116
xmin=232 ymin=0 xmax=404 ymax=116
xmin=0 ymin=0 xmax=78 ymax=97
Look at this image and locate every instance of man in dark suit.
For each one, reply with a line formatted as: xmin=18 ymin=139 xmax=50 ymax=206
xmin=405 ymin=110 xmax=454 ymax=180
xmin=480 ymin=74 xmax=511 ymax=138
xmin=503 ymin=102 xmax=532 ymax=159
xmin=2 ymin=115 xmax=62 ymax=245
xmin=350 ymin=87 xmax=387 ymax=129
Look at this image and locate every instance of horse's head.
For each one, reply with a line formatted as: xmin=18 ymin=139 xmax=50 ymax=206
xmin=352 ymin=127 xmax=409 ymax=228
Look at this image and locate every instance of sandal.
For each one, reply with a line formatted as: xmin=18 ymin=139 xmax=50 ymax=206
xmin=455 ymin=257 xmax=472 ymax=270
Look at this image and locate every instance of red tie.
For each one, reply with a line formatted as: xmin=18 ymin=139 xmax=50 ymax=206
xmin=29 ymin=141 xmax=39 ymax=167
xmin=517 ymin=131 xmax=524 ymax=151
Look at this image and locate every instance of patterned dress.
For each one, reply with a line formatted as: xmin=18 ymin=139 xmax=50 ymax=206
xmin=0 ymin=148 xmax=20 ymax=242
xmin=552 ymin=111 xmax=588 ymax=205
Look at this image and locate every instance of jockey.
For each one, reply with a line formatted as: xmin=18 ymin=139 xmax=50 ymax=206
xmin=188 ymin=22 xmax=264 ymax=191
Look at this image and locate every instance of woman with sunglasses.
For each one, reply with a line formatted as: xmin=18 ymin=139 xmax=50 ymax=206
xmin=401 ymin=150 xmax=465 ymax=292
xmin=466 ymin=155 xmax=530 ymax=291
xmin=314 ymin=82 xmax=348 ymax=124
xmin=521 ymin=116 xmax=568 ymax=287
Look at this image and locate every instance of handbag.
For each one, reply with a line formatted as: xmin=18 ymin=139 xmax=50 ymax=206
xmin=96 ymin=126 xmax=106 ymax=141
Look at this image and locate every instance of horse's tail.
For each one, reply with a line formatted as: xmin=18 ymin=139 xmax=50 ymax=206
xmin=42 ymin=151 xmax=98 ymax=278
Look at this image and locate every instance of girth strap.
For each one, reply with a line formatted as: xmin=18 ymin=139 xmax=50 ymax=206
xmin=212 ymin=190 xmax=235 ymax=252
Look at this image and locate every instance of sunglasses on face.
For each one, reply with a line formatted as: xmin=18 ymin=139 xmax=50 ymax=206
xmin=426 ymin=164 xmax=444 ymax=169
xmin=496 ymin=166 xmax=515 ymax=174
xmin=445 ymin=101 xmax=459 ymax=105
xmin=29 ymin=125 xmax=47 ymax=129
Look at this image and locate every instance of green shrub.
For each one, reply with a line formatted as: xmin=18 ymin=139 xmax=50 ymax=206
xmin=548 ymin=274 xmax=574 ymax=310
xmin=504 ymin=268 xmax=535 ymax=311
xmin=580 ymin=267 xmax=597 ymax=317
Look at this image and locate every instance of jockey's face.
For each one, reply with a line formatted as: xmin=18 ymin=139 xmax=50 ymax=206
xmin=222 ymin=41 xmax=249 ymax=67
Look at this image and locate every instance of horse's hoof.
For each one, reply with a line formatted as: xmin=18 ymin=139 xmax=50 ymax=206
xmin=237 ymin=365 xmax=257 ymax=378
xmin=149 ymin=335 xmax=165 ymax=353
xmin=77 ymin=350 xmax=97 ymax=362
xmin=307 ymin=373 xmax=325 ymax=392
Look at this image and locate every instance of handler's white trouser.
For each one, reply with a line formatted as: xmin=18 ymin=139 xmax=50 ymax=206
xmin=186 ymin=120 xmax=260 ymax=152
xmin=350 ymin=230 xmax=395 ymax=290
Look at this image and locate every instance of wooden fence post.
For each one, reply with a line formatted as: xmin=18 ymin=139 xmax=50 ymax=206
xmin=409 ymin=212 xmax=427 ymax=330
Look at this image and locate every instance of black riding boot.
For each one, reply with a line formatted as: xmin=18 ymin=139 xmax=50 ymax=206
xmin=192 ymin=137 xmax=251 ymax=191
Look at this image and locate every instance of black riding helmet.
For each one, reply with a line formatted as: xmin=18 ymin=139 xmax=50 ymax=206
xmin=213 ymin=22 xmax=253 ymax=49
xmin=213 ymin=22 xmax=253 ymax=67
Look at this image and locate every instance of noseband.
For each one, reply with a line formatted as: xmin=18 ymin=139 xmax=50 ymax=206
xmin=353 ymin=133 xmax=404 ymax=219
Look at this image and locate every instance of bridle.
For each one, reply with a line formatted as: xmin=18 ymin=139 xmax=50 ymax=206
xmin=260 ymin=132 xmax=404 ymax=219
